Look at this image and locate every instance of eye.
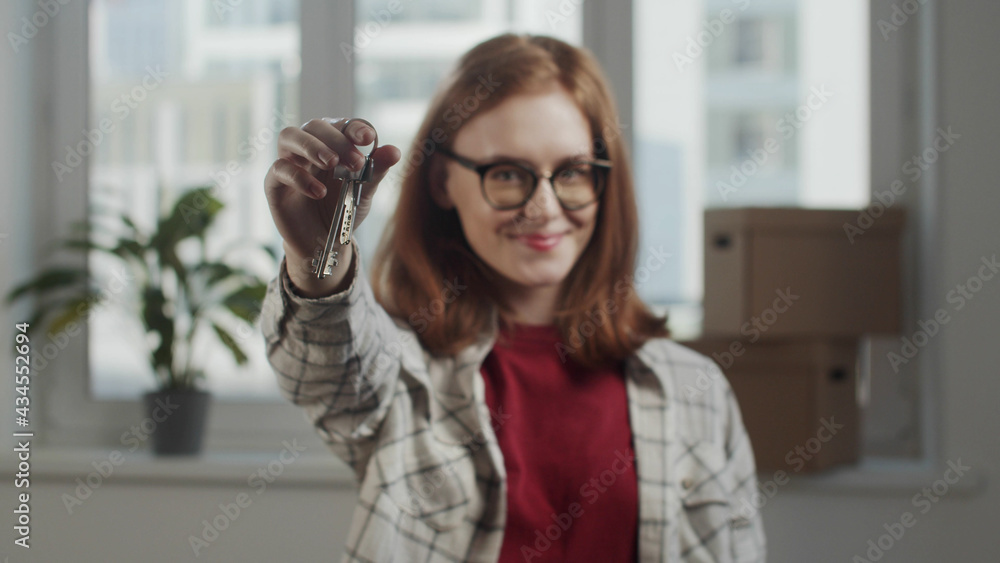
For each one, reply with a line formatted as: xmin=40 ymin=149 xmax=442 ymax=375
xmin=487 ymin=164 xmax=532 ymax=185
xmin=556 ymin=163 xmax=592 ymax=183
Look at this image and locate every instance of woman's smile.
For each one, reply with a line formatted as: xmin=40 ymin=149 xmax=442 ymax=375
xmin=513 ymin=231 xmax=565 ymax=251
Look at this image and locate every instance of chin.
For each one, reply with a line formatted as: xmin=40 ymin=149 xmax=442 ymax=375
xmin=505 ymin=264 xmax=572 ymax=287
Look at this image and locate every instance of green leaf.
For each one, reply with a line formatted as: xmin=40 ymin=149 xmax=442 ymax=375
xmin=148 ymin=187 xmax=222 ymax=296
xmin=195 ymin=262 xmax=263 ymax=288
xmin=195 ymin=263 xmax=238 ymax=285
xmin=142 ymin=286 xmax=174 ymax=378
xmin=120 ymin=214 xmax=140 ymax=234
xmin=152 ymin=187 xmax=224 ymax=250
xmin=212 ymin=323 xmax=248 ymax=365
xmin=222 ymin=283 xmax=267 ymax=322
xmin=64 ymin=239 xmax=115 ymax=254
xmin=5 ymin=269 xmax=87 ymax=304
xmin=259 ymin=243 xmax=280 ymax=262
xmin=160 ymin=246 xmax=190 ymax=291
xmin=47 ymin=295 xmax=98 ymax=335
xmin=111 ymin=238 xmax=146 ymax=263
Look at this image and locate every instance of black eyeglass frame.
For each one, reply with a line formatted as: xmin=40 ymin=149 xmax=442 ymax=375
xmin=437 ymin=147 xmax=613 ymax=211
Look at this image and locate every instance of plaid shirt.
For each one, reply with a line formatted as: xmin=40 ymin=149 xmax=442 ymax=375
xmin=261 ymin=240 xmax=766 ymax=563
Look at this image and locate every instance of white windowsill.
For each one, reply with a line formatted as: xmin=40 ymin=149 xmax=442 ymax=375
xmin=7 ymin=447 xmax=357 ymax=488
xmin=4 ymin=448 xmax=986 ymax=497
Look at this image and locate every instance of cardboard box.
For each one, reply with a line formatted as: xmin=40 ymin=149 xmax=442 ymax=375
xmin=680 ymin=338 xmax=860 ymax=473
xmin=703 ymin=207 xmax=904 ymax=338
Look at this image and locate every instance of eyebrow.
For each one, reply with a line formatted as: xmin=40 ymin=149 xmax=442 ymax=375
xmin=479 ymin=153 xmax=596 ymax=168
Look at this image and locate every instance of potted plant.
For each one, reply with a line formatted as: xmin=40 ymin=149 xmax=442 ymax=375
xmin=5 ymin=186 xmax=274 ymax=455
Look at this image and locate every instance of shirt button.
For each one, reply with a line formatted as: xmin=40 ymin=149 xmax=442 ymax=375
xmin=681 ymin=478 xmax=694 ymax=490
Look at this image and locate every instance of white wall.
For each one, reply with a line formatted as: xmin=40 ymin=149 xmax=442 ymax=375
xmin=6 ymin=477 xmax=357 ymax=562
xmin=1 ymin=1 xmax=998 ymax=562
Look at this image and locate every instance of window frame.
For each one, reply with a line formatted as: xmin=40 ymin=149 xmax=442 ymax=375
xmin=866 ymin=0 xmax=941 ymax=466
xmin=36 ymin=0 xmax=940 ymax=470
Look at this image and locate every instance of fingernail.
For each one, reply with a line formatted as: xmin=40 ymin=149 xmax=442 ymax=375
xmin=351 ymin=153 xmax=365 ymax=170
xmin=319 ymin=151 xmax=337 ymax=168
xmin=353 ymin=127 xmax=370 ymax=144
xmin=311 ymin=183 xmax=327 ymax=198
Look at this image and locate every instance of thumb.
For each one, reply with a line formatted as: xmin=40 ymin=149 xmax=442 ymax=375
xmin=367 ymin=144 xmax=402 ymax=187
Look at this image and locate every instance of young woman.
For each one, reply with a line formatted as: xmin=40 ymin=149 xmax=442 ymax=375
xmin=261 ymin=34 xmax=765 ymax=562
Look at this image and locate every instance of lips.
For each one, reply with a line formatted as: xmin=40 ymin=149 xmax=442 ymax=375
xmin=516 ymin=232 xmax=564 ymax=250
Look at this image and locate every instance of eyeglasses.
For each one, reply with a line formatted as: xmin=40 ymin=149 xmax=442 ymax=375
xmin=437 ymin=147 xmax=612 ymax=211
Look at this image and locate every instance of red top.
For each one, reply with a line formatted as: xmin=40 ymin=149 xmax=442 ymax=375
xmin=480 ymin=322 xmax=639 ymax=563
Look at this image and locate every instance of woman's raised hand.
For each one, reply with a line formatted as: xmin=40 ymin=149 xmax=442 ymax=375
xmin=264 ymin=118 xmax=400 ymax=297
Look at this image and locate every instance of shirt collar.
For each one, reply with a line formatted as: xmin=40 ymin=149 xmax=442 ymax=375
xmin=463 ymin=305 xmax=672 ymax=405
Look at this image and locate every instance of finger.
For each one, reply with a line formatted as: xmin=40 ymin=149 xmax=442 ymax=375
xmin=341 ymin=118 xmax=377 ymax=147
xmin=285 ymin=152 xmax=313 ymax=170
xmin=302 ymin=118 xmax=373 ymax=172
xmin=267 ymin=158 xmax=328 ymax=199
xmin=367 ymin=144 xmax=402 ymax=186
xmin=277 ymin=126 xmax=339 ymax=170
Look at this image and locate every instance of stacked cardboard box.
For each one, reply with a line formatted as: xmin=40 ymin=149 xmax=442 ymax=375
xmin=681 ymin=208 xmax=905 ymax=473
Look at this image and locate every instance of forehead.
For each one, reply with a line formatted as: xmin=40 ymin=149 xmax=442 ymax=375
xmin=452 ymin=84 xmax=594 ymax=161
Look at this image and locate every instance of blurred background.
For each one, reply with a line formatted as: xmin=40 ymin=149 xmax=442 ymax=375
xmin=0 ymin=0 xmax=997 ymax=561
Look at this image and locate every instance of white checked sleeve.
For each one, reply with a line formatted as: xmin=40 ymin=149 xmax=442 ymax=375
xmin=721 ymin=377 xmax=768 ymax=562
xmin=259 ymin=239 xmax=404 ymax=480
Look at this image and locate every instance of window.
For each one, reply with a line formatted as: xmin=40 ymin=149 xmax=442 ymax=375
xmin=88 ymin=0 xmax=300 ymax=400
xmin=42 ymin=0 xmax=927 ymax=461
xmin=633 ymin=0 xmax=869 ymax=313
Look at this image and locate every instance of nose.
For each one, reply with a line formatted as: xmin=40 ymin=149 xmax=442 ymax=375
xmin=521 ymin=176 xmax=563 ymax=222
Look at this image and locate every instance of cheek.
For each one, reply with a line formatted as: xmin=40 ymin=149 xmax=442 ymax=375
xmin=447 ymin=179 xmax=488 ymax=233
xmin=454 ymin=200 xmax=510 ymax=246
xmin=573 ymin=209 xmax=600 ymax=240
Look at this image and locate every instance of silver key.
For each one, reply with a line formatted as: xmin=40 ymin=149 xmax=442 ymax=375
xmin=311 ymin=119 xmax=378 ymax=279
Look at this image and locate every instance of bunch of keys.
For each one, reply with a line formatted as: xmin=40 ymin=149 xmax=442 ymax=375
xmin=311 ymin=118 xmax=379 ymax=279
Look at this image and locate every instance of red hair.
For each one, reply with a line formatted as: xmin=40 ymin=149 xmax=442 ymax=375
xmin=371 ymin=34 xmax=669 ymax=369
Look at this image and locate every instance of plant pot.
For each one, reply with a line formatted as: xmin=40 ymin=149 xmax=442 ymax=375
xmin=143 ymin=389 xmax=211 ymax=456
